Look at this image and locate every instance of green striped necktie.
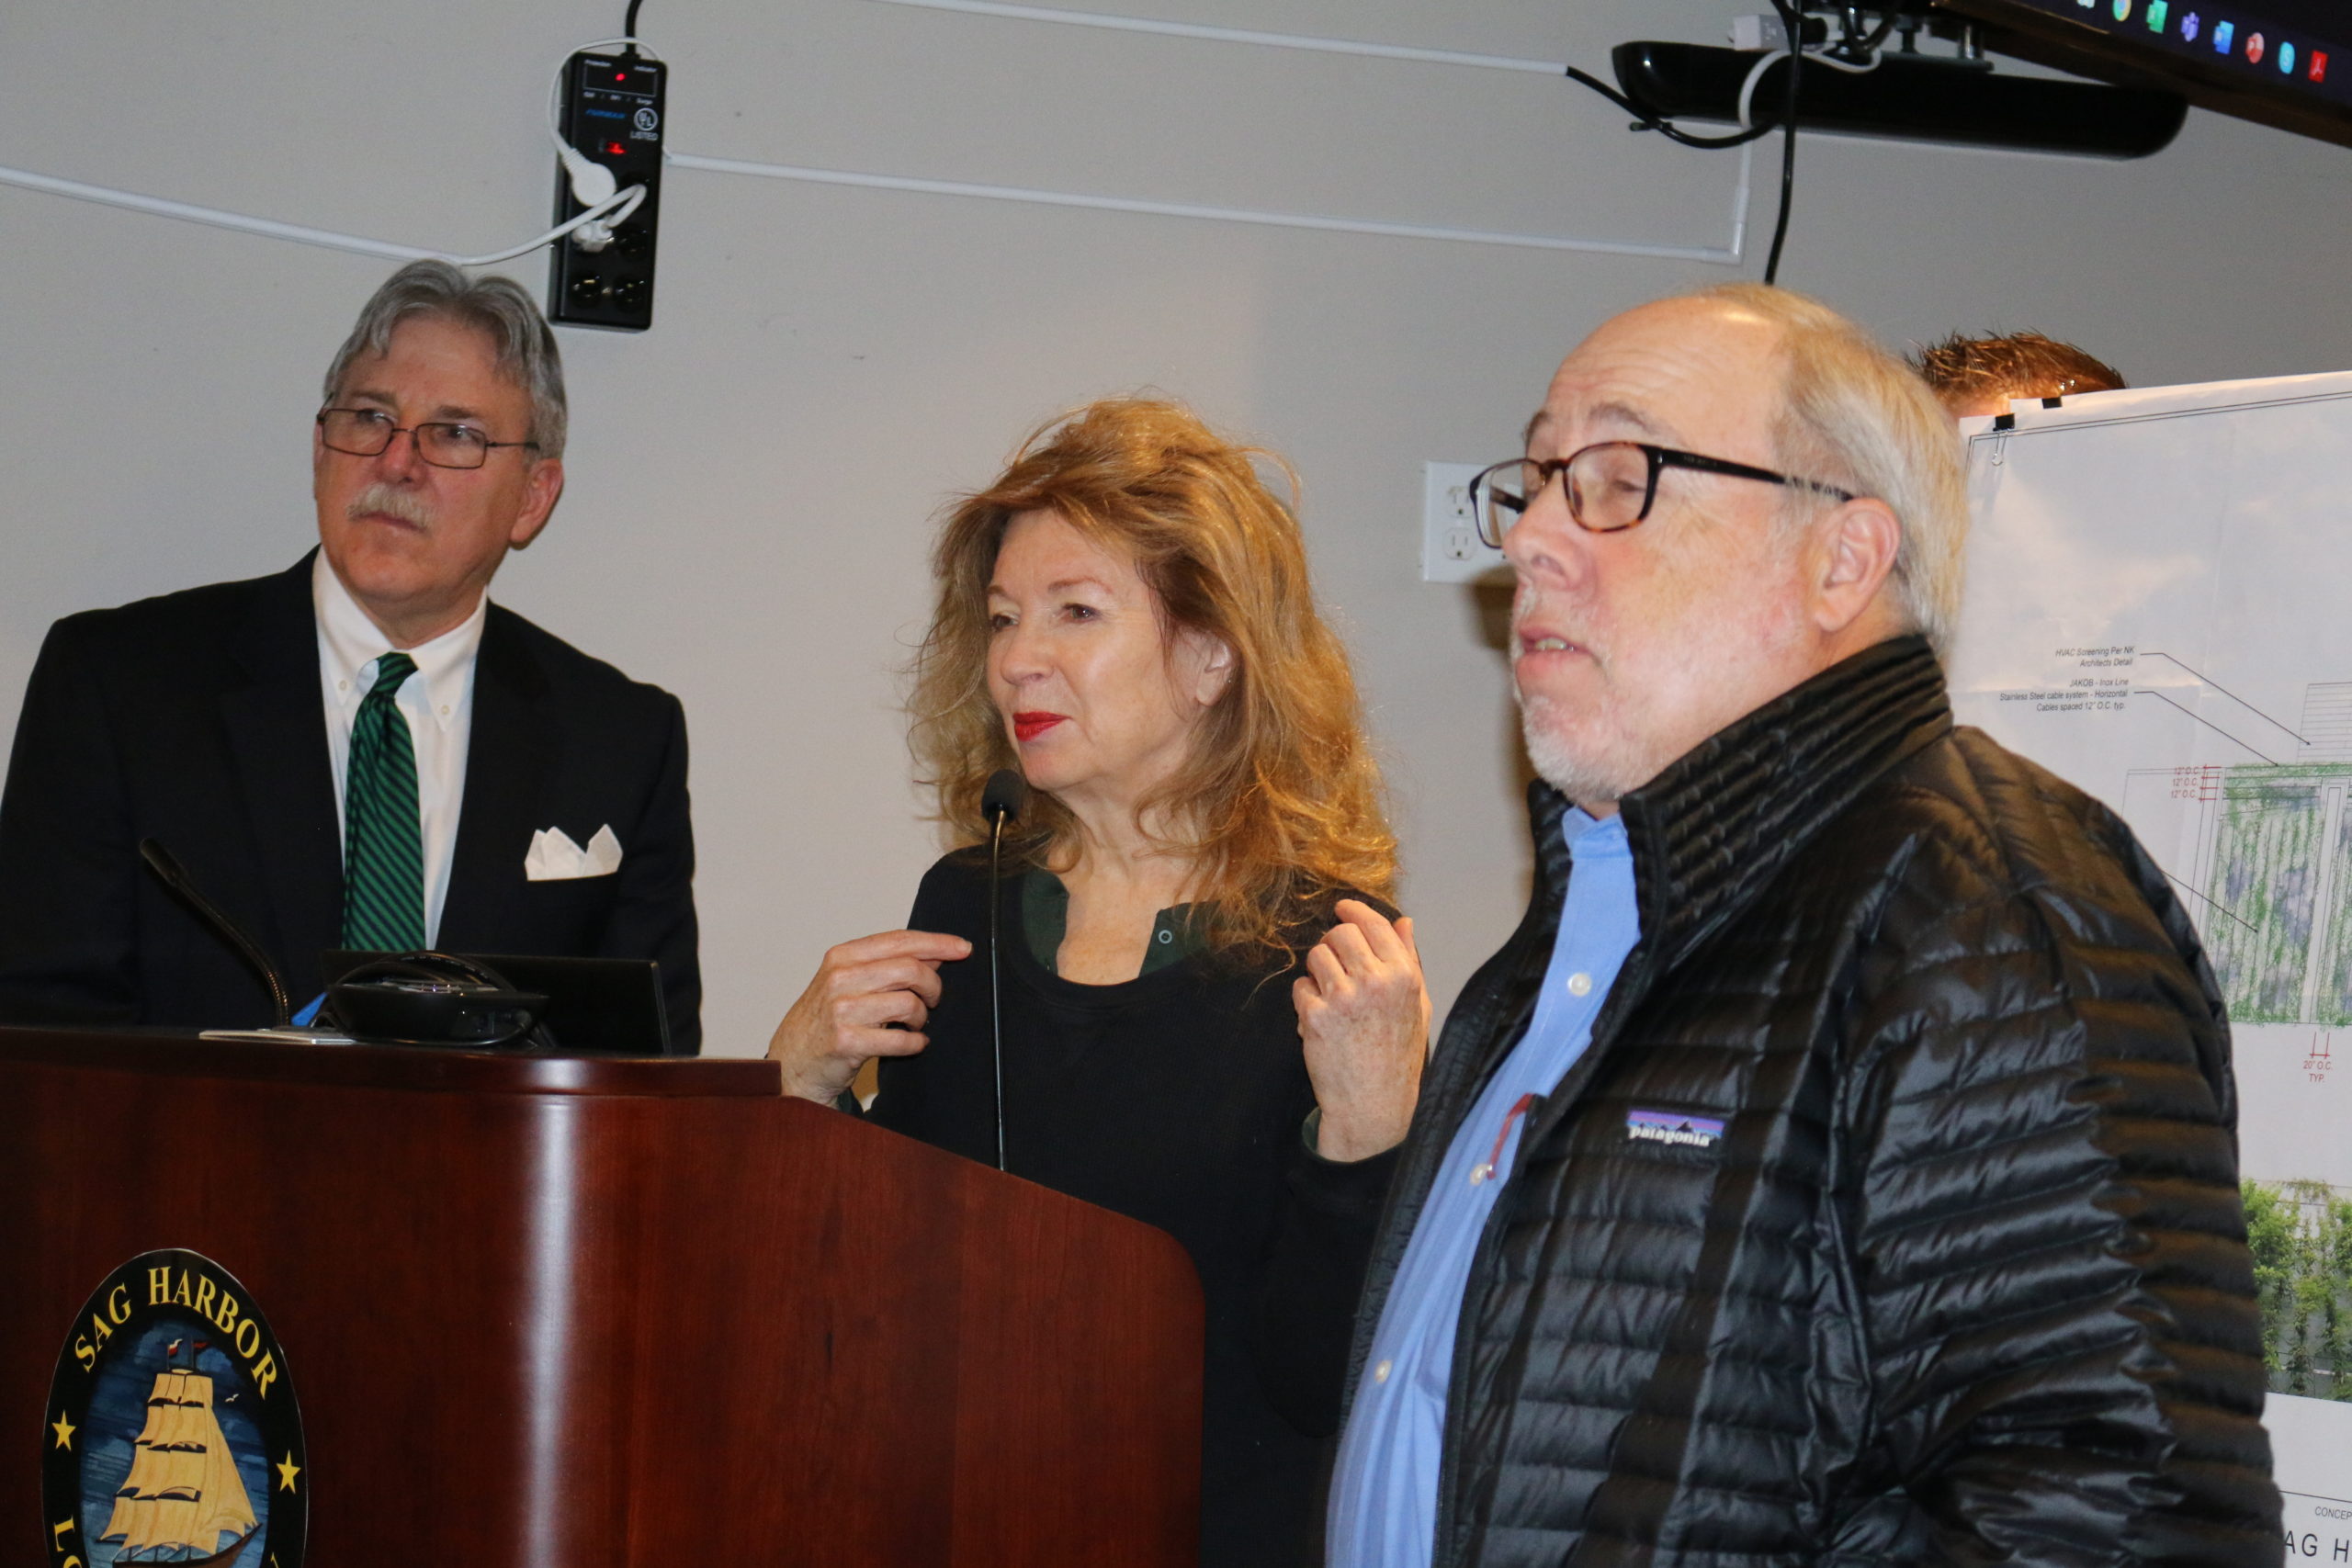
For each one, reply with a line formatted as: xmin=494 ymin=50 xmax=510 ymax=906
xmin=341 ymin=651 xmax=426 ymax=953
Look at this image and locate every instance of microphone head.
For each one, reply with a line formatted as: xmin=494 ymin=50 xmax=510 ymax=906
xmin=981 ymin=768 xmax=1031 ymax=825
xmin=139 ymin=837 xmax=188 ymax=885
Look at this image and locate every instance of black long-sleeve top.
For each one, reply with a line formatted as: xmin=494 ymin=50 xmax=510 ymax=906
xmin=868 ymin=853 xmax=1400 ymax=1567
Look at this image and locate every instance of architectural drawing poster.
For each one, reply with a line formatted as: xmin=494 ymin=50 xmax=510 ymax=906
xmin=1947 ymin=369 xmax=2352 ymax=1550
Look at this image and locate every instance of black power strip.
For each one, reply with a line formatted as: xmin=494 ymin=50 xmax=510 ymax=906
xmin=548 ymin=51 xmax=665 ymax=332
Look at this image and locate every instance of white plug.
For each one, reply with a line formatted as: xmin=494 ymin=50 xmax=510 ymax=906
xmin=556 ymin=146 xmax=619 ymax=250
xmin=560 ymin=146 xmax=617 ymax=209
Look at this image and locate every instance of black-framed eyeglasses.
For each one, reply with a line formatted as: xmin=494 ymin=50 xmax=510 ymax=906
xmin=1467 ymin=443 xmax=1857 ymax=547
xmin=316 ymin=407 xmax=539 ymax=471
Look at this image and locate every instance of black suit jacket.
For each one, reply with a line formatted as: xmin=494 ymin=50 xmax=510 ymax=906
xmin=0 ymin=554 xmax=700 ymax=1051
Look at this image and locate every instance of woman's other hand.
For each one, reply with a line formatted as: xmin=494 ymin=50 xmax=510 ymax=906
xmin=1294 ymin=899 xmax=1430 ymax=1162
xmin=767 ymin=930 xmax=973 ymax=1104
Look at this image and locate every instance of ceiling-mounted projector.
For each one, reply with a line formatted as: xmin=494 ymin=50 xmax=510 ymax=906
xmin=1611 ymin=38 xmax=2188 ymax=158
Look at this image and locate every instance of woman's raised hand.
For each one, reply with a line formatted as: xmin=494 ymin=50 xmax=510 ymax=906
xmin=767 ymin=930 xmax=973 ymax=1104
xmin=1294 ymin=900 xmax=1430 ymax=1163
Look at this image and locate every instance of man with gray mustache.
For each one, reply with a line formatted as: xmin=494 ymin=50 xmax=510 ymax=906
xmin=0 ymin=260 xmax=699 ymax=1048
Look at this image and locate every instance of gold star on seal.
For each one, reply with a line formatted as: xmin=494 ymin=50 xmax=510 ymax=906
xmin=277 ymin=1452 xmax=301 ymax=1493
xmin=51 ymin=1411 xmax=76 ymax=1450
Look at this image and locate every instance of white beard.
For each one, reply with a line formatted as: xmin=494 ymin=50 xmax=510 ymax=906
xmin=1517 ymin=691 xmax=1652 ymax=807
xmin=1513 ymin=580 xmax=1815 ymax=809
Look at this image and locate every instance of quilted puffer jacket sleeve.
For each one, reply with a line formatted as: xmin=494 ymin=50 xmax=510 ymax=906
xmin=1838 ymin=786 xmax=2278 ymax=1566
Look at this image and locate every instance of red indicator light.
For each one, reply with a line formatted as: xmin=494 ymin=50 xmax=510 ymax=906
xmin=2315 ymin=51 xmax=2332 ymax=82
xmin=605 ymin=141 xmax=628 ymax=156
xmin=614 ymin=72 xmax=627 ymax=82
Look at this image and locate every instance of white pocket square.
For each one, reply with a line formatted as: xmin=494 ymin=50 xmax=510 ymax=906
xmin=526 ymin=825 xmax=624 ymax=881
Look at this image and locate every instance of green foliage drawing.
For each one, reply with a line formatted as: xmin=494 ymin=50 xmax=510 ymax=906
xmin=2206 ymin=765 xmax=2352 ymax=1024
xmin=2245 ymin=1179 xmax=2352 ymax=1398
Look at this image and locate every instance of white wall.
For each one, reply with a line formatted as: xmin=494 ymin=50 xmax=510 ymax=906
xmin=8 ymin=0 xmax=2352 ymax=1055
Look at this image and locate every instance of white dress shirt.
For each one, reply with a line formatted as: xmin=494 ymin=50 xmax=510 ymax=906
xmin=312 ymin=551 xmax=483 ymax=946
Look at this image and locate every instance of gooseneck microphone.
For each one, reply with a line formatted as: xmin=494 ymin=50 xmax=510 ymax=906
xmin=139 ymin=838 xmax=295 ymax=1026
xmin=980 ymin=768 xmax=1030 ymax=1173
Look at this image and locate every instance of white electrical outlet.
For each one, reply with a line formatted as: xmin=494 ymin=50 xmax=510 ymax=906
xmin=1421 ymin=461 xmax=1506 ymax=583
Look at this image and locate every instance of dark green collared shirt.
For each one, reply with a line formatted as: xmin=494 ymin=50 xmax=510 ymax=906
xmin=1021 ymin=869 xmax=1207 ymax=976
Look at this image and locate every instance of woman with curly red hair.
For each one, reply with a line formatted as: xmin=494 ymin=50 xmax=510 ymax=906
xmin=770 ymin=397 xmax=1426 ymax=1564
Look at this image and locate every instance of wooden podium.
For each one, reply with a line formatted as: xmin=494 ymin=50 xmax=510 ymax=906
xmin=0 ymin=1028 xmax=1204 ymax=1565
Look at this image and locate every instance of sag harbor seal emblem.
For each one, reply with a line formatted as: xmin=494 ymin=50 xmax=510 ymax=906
xmin=42 ymin=1249 xmax=307 ymax=1568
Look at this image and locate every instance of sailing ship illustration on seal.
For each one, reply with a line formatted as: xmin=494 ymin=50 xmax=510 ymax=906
xmin=96 ymin=1355 xmax=259 ymax=1565
xmin=45 ymin=1251 xmax=306 ymax=1568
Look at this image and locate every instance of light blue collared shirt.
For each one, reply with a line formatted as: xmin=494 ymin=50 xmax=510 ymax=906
xmin=1327 ymin=809 xmax=1642 ymax=1568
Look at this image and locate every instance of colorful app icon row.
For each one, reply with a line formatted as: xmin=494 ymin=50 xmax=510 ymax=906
xmin=2086 ymin=0 xmax=2332 ymax=81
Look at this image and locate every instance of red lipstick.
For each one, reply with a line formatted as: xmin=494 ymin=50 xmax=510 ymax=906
xmin=1013 ymin=711 xmax=1066 ymax=742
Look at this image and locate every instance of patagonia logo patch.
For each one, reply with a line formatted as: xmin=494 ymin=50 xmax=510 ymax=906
xmin=1625 ymin=1109 xmax=1724 ymax=1150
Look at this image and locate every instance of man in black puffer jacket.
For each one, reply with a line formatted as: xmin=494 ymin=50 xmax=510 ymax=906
xmin=1327 ymin=286 xmax=2280 ymax=1567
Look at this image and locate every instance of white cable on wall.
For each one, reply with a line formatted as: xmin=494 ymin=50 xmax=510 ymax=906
xmin=865 ymin=0 xmax=1568 ymax=74
xmin=0 ymin=34 xmax=656 ymax=267
xmin=0 ymin=136 xmax=1753 ymax=269
xmin=826 ymin=0 xmax=1754 ymax=260
xmin=0 ymin=162 xmax=642 ymax=267
xmin=666 ymin=143 xmax=1754 ymax=264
